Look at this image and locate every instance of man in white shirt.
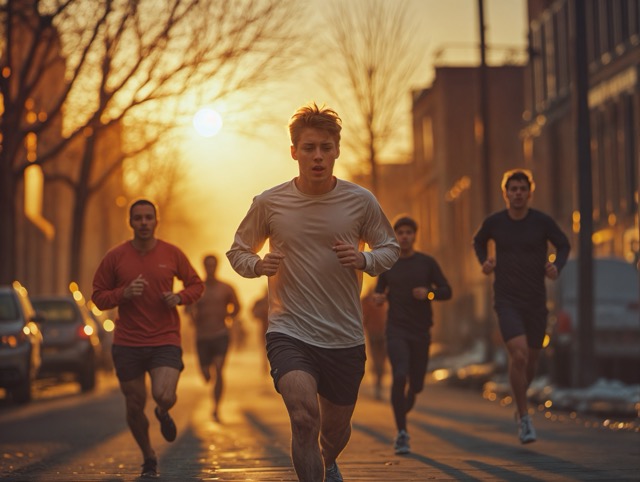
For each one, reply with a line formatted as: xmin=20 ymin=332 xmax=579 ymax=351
xmin=227 ymin=103 xmax=399 ymax=482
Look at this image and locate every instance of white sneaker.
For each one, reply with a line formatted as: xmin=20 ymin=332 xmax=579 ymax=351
xmin=394 ymin=429 xmax=411 ymax=454
xmin=518 ymin=414 xmax=537 ymax=444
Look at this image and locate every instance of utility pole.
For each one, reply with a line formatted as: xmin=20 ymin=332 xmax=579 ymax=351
xmin=478 ymin=0 xmax=494 ymax=363
xmin=572 ymin=0 xmax=595 ymax=387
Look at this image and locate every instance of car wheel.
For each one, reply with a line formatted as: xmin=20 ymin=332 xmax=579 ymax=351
xmin=78 ymin=356 xmax=97 ymax=392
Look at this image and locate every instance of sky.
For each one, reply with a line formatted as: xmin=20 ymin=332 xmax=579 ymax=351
xmin=165 ymin=0 xmax=529 ymax=318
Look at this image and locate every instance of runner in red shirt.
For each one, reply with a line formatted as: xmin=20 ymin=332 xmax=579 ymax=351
xmin=92 ymin=199 xmax=203 ymax=478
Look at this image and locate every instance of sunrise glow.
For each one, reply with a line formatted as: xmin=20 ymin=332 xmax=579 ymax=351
xmin=193 ymin=108 xmax=223 ymax=137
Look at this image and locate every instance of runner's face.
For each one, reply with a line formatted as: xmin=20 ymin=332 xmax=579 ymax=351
xmin=395 ymin=225 xmax=416 ymax=252
xmin=291 ymin=128 xmax=339 ymax=193
xmin=504 ymin=179 xmax=531 ymax=209
xmin=129 ymin=204 xmax=157 ymax=241
xmin=204 ymin=257 xmax=217 ymax=277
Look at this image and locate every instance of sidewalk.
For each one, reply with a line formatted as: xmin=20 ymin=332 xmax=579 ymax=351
xmin=157 ymin=345 xmax=639 ymax=481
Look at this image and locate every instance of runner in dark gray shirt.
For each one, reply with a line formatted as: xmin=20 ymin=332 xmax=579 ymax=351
xmin=473 ymin=170 xmax=570 ymax=444
xmin=375 ymin=216 xmax=451 ymax=455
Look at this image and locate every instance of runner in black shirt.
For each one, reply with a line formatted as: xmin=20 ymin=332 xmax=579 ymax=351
xmin=473 ymin=170 xmax=570 ymax=444
xmin=375 ymin=216 xmax=451 ymax=455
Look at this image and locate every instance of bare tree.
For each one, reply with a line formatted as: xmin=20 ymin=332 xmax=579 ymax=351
xmin=0 ymin=0 xmax=306 ymax=284
xmin=122 ymin=140 xmax=191 ymax=229
xmin=318 ymin=0 xmax=425 ymax=194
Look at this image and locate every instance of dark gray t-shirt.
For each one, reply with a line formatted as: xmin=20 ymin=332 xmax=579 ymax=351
xmin=473 ymin=208 xmax=570 ymax=309
xmin=375 ymin=252 xmax=451 ymax=336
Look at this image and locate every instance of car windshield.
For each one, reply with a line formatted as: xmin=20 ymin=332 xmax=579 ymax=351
xmin=0 ymin=293 xmax=19 ymax=321
xmin=32 ymin=300 xmax=76 ymax=323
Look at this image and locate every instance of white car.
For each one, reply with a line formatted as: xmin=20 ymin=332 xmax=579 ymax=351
xmin=547 ymin=257 xmax=639 ymax=386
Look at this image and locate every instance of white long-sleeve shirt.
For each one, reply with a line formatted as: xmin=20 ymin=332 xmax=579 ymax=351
xmin=227 ymin=178 xmax=399 ymax=348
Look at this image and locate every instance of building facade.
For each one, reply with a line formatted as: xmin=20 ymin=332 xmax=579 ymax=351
xmin=524 ymin=0 xmax=639 ymax=263
xmin=407 ymin=0 xmax=639 ymax=359
xmin=7 ymin=7 xmax=128 ymax=298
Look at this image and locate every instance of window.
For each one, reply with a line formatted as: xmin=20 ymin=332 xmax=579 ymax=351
xmin=422 ymin=116 xmax=434 ymax=163
xmin=603 ymin=102 xmax=619 ymax=214
xmin=627 ymin=0 xmax=640 ymax=41
xmin=622 ymin=93 xmax=638 ymax=214
xmin=591 ymin=109 xmax=605 ymax=221
xmin=602 ymin=1 xmax=616 ymax=57
xmin=586 ymin=0 xmax=599 ymax=64
xmin=531 ymin=22 xmax=546 ymax=108
xmin=613 ymin=0 xmax=626 ymax=49
xmin=555 ymin=3 xmax=571 ymax=96
xmin=544 ymin=14 xmax=557 ymax=99
xmin=0 ymin=294 xmax=19 ymax=321
xmin=31 ymin=300 xmax=76 ymax=323
xmin=425 ymin=184 xmax=440 ymax=250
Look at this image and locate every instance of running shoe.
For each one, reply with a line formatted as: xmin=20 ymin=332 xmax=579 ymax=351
xmin=325 ymin=462 xmax=343 ymax=482
xmin=155 ymin=407 xmax=177 ymax=442
xmin=140 ymin=458 xmax=159 ymax=478
xmin=394 ymin=429 xmax=411 ymax=455
xmin=518 ymin=414 xmax=537 ymax=444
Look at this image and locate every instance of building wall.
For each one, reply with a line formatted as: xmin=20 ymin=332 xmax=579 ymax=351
xmin=42 ymin=124 xmax=129 ymax=297
xmin=12 ymin=15 xmax=67 ymax=296
xmin=352 ymin=162 xmax=413 ymax=223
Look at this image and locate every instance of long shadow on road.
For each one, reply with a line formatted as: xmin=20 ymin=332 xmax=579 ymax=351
xmin=0 ymin=388 xmax=127 ymax=481
xmin=352 ymin=422 xmax=479 ymax=481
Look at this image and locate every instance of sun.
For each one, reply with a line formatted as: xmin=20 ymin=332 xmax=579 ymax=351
xmin=193 ymin=108 xmax=223 ymax=137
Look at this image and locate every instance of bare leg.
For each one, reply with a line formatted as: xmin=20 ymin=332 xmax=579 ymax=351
xmin=200 ymin=363 xmax=211 ymax=383
xmin=149 ymin=366 xmax=180 ymax=415
xmin=505 ymin=335 xmax=534 ymax=417
xmin=277 ymin=370 xmax=323 ymax=482
xmin=212 ymin=355 xmax=226 ymax=421
xmin=319 ymin=395 xmax=356 ymax=468
xmin=119 ymin=375 xmax=156 ymax=461
xmin=526 ymin=348 xmax=541 ymax=386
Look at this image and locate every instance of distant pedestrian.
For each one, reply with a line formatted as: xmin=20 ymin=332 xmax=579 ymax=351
xmin=374 ymin=216 xmax=451 ymax=455
xmin=473 ymin=169 xmax=570 ymax=444
xmin=186 ymin=254 xmax=240 ymax=422
xmin=227 ymin=103 xmax=399 ymax=482
xmin=361 ymin=287 xmax=388 ymax=400
xmin=92 ymin=199 xmax=204 ymax=478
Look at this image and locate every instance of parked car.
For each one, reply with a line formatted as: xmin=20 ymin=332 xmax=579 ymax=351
xmin=86 ymin=301 xmax=115 ymax=372
xmin=547 ymin=257 xmax=639 ymax=386
xmin=0 ymin=283 xmax=43 ymax=404
xmin=31 ymin=295 xmax=102 ymax=392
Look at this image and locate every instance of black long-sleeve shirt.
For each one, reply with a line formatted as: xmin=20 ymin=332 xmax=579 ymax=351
xmin=473 ymin=208 xmax=570 ymax=309
xmin=375 ymin=252 xmax=451 ymax=336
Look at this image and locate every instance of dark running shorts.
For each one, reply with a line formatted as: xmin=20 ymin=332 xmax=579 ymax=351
xmin=112 ymin=344 xmax=184 ymax=382
xmin=196 ymin=333 xmax=230 ymax=366
xmin=266 ymin=332 xmax=366 ymax=406
xmin=494 ymin=303 xmax=548 ymax=348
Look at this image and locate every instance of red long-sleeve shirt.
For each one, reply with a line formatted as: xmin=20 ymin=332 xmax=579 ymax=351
xmin=92 ymin=240 xmax=204 ymax=347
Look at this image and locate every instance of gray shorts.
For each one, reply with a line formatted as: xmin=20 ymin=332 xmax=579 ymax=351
xmin=266 ymin=332 xmax=366 ymax=406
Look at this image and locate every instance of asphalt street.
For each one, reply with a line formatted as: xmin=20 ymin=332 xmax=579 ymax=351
xmin=0 ymin=343 xmax=638 ymax=481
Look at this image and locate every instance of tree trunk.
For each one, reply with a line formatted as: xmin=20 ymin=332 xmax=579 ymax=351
xmin=69 ymin=133 xmax=96 ymax=284
xmin=0 ymin=156 xmax=17 ymax=284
